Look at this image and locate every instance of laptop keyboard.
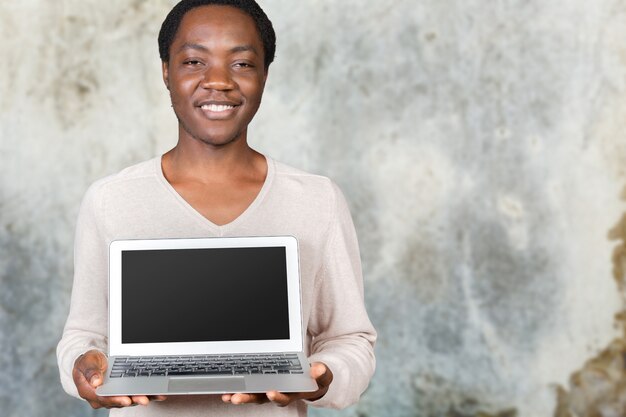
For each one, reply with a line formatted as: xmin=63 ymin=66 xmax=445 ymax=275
xmin=110 ymin=353 xmax=304 ymax=378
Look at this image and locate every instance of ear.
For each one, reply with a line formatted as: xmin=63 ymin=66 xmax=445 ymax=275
xmin=162 ymin=61 xmax=170 ymax=90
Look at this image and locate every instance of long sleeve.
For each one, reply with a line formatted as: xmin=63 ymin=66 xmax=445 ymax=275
xmin=56 ymin=183 xmax=109 ymax=399
xmin=306 ymin=182 xmax=377 ymax=409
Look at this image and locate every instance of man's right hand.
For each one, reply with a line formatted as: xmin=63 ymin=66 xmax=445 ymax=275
xmin=72 ymin=350 xmax=167 ymax=409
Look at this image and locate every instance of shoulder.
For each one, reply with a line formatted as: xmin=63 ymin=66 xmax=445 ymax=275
xmin=267 ymin=158 xmax=353 ymax=231
xmin=271 ymin=159 xmax=341 ymax=201
xmin=85 ymin=157 xmax=160 ymax=197
xmin=80 ymin=157 xmax=163 ymax=213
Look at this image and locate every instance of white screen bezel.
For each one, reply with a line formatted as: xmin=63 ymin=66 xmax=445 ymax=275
xmin=108 ymin=236 xmax=303 ymax=356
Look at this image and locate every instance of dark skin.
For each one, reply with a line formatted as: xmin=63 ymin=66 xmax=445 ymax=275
xmin=72 ymin=5 xmax=333 ymax=409
xmin=73 ymin=350 xmax=166 ymax=408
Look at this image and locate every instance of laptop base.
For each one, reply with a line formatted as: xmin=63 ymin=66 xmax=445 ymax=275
xmin=97 ymin=372 xmax=318 ymax=396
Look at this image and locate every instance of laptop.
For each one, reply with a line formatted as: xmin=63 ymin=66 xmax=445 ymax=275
xmin=96 ymin=236 xmax=318 ymax=396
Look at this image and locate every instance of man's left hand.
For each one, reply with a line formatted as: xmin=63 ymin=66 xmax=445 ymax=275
xmin=221 ymin=362 xmax=333 ymax=406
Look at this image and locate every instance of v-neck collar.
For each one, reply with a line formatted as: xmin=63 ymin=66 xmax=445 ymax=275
xmin=155 ymin=154 xmax=275 ymax=235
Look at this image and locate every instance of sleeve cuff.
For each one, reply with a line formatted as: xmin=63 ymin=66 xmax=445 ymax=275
xmin=58 ymin=346 xmax=106 ymax=400
xmin=303 ymin=353 xmax=350 ymax=409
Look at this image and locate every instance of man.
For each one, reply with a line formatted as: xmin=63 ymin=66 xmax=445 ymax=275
xmin=57 ymin=0 xmax=376 ymax=415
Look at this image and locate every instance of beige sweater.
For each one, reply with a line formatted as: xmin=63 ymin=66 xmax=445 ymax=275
xmin=57 ymin=156 xmax=377 ymax=416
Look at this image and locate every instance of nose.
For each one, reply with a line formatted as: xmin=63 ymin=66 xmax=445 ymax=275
xmin=200 ymin=65 xmax=235 ymax=90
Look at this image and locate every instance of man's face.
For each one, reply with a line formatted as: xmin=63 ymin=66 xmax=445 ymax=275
xmin=163 ymin=5 xmax=267 ymax=147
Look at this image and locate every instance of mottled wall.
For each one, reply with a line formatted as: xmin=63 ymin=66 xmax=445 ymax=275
xmin=1 ymin=1 xmax=626 ymax=417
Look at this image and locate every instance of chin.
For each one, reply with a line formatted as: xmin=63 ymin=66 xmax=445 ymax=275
xmin=195 ymin=133 xmax=242 ymax=148
xmin=184 ymin=125 xmax=244 ymax=148
xmin=178 ymin=116 xmax=247 ymax=148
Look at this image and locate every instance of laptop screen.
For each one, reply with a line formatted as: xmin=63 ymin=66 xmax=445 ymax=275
xmin=121 ymin=246 xmax=290 ymax=344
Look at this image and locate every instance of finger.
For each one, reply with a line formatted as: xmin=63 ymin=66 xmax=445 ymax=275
xmin=148 ymin=395 xmax=167 ymax=402
xmin=78 ymin=380 xmax=132 ymax=409
xmin=221 ymin=394 xmax=233 ymax=403
xmin=73 ymin=367 xmax=101 ymax=402
xmin=131 ymin=395 xmax=151 ymax=406
xmin=310 ymin=362 xmax=333 ymax=389
xmin=230 ymin=393 xmax=268 ymax=404
xmin=78 ymin=375 xmax=132 ymax=408
xmin=266 ymin=390 xmax=298 ymax=407
xmin=81 ymin=383 xmax=135 ymax=409
xmin=85 ymin=370 xmax=104 ymax=388
xmin=76 ymin=352 xmax=107 ymax=388
xmin=87 ymin=400 xmax=102 ymax=409
xmin=73 ymin=358 xmax=135 ymax=409
xmin=99 ymin=396 xmax=134 ymax=408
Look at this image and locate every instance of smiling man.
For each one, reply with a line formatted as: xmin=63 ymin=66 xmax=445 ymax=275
xmin=57 ymin=1 xmax=376 ymax=416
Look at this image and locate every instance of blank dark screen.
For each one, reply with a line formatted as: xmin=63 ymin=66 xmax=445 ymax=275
xmin=121 ymin=246 xmax=290 ymax=344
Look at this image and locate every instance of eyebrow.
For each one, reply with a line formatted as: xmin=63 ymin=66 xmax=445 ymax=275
xmin=229 ymin=45 xmax=259 ymax=55
xmin=177 ymin=43 xmax=259 ymax=55
xmin=177 ymin=43 xmax=209 ymax=53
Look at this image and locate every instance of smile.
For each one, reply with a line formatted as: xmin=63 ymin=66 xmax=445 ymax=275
xmin=200 ymin=104 xmax=237 ymax=112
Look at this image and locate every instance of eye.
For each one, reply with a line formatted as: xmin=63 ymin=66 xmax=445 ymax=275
xmin=233 ymin=62 xmax=253 ymax=69
xmin=183 ymin=59 xmax=202 ymax=66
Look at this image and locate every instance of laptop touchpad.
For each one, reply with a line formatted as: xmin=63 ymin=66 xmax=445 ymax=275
xmin=169 ymin=377 xmax=246 ymax=393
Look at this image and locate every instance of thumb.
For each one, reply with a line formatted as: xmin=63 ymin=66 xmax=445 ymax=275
xmin=83 ymin=366 xmax=105 ymax=387
xmin=310 ymin=362 xmax=333 ymax=388
xmin=77 ymin=351 xmax=107 ymax=387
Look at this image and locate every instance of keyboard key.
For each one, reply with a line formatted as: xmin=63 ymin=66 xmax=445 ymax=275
xmin=274 ymin=366 xmax=302 ymax=371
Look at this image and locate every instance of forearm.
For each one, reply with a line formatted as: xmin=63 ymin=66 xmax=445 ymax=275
xmin=57 ymin=183 xmax=109 ymax=398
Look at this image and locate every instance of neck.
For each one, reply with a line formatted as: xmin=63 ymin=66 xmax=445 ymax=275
xmin=163 ymin=132 xmax=264 ymax=184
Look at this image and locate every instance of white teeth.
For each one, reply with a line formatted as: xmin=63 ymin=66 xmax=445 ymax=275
xmin=201 ymin=104 xmax=235 ymax=112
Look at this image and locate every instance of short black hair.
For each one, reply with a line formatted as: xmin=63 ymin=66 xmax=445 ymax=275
xmin=158 ymin=0 xmax=276 ymax=70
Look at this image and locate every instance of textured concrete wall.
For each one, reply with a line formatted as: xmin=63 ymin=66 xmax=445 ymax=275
xmin=1 ymin=1 xmax=626 ymax=416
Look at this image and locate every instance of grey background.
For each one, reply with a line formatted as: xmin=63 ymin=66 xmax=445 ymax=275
xmin=1 ymin=1 xmax=626 ymax=416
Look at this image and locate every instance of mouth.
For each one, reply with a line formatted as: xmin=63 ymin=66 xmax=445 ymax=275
xmin=200 ymin=103 xmax=237 ymax=112
xmin=196 ymin=101 xmax=240 ymax=119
